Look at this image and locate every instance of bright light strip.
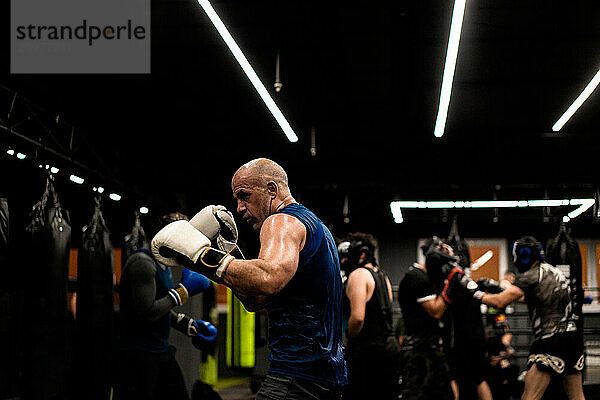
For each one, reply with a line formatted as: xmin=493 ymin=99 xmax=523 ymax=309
xmin=390 ymin=198 xmax=595 ymax=223
xmin=469 ymin=201 xmax=520 ymax=208
xmin=390 ymin=203 xmax=403 ymax=223
xmin=16 ymin=152 xmax=26 ymax=160
xmin=552 ymin=66 xmax=600 ymax=132
xmin=434 ymin=0 xmax=467 ymax=138
xmin=6 ymin=149 xmax=14 ymax=156
xmin=471 ymin=250 xmax=493 ymax=271
xmin=568 ymin=199 xmax=595 ymax=219
xmin=196 ymin=0 xmax=298 ymax=143
xmin=70 ymin=175 xmax=84 ymax=184
xmin=39 ymin=164 xmax=59 ymax=174
xmin=109 ymin=193 xmax=121 ymax=201
xmin=139 ymin=207 xmax=149 ymax=214
xmin=527 ymin=199 xmax=570 ymax=207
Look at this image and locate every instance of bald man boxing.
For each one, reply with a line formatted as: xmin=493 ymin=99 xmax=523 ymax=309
xmin=151 ymin=158 xmax=347 ymax=400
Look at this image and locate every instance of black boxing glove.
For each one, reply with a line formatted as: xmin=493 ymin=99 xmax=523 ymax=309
xmin=477 ymin=278 xmax=503 ymax=294
xmin=459 ymin=275 xmax=485 ymax=303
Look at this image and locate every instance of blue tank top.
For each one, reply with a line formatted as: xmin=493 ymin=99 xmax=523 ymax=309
xmin=267 ymin=203 xmax=348 ymax=387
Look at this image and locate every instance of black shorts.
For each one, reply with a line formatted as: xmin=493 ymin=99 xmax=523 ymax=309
xmin=400 ymin=348 xmax=454 ymax=400
xmin=447 ymin=347 xmax=488 ymax=386
xmin=527 ymin=332 xmax=585 ymax=376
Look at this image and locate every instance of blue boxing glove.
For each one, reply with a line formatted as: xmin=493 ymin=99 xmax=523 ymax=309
xmin=168 ymin=268 xmax=212 ymax=306
xmin=191 ymin=320 xmax=218 ymax=352
xmin=172 ymin=312 xmax=217 ymax=339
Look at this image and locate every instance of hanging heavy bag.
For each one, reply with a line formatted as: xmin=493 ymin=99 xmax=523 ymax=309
xmin=22 ymin=176 xmax=72 ymax=399
xmin=545 ymin=227 xmax=584 ymax=332
xmin=0 ymin=196 xmax=8 ymax=264
xmin=446 ymin=217 xmax=472 ymax=271
xmin=76 ymin=197 xmax=115 ymax=400
xmin=123 ymin=211 xmax=149 ymax=262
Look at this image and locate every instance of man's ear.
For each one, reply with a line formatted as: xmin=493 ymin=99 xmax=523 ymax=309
xmin=267 ymin=181 xmax=278 ymax=197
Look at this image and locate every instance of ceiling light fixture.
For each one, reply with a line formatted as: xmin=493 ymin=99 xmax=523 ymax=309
xmin=552 ymin=66 xmax=600 ymax=132
xmin=434 ymin=0 xmax=467 ymax=138
xmin=196 ymin=0 xmax=298 ymax=143
xmin=70 ymin=174 xmax=84 ymax=184
xmin=390 ymin=198 xmax=595 ymax=223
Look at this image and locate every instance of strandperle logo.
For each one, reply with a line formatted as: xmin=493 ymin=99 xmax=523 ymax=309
xmin=15 ymin=20 xmax=147 ymax=47
xmin=11 ymin=0 xmax=150 ymax=74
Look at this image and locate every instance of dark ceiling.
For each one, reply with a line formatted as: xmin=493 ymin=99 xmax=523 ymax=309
xmin=2 ymin=0 xmax=600 ymax=240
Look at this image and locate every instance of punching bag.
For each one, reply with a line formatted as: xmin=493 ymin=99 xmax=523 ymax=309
xmin=0 ymin=196 xmax=7 ymax=261
xmin=446 ymin=216 xmax=471 ymax=271
xmin=545 ymin=226 xmax=584 ymax=333
xmin=0 ymin=195 xmax=17 ymax=399
xmin=122 ymin=211 xmax=149 ymax=262
xmin=76 ymin=197 xmax=115 ymax=399
xmin=22 ymin=176 xmax=72 ymax=400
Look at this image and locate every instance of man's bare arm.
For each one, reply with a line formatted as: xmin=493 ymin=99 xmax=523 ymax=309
xmin=421 ymin=295 xmax=448 ymax=320
xmin=222 ymin=213 xmax=305 ymax=298
xmin=346 ymin=268 xmax=374 ymax=338
xmin=482 ymin=284 xmax=524 ymax=309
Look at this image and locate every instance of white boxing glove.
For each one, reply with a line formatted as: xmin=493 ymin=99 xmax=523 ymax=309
xmin=190 ymin=205 xmax=240 ymax=255
xmin=151 ymin=220 xmax=210 ymax=267
xmin=151 ymin=219 xmax=235 ymax=281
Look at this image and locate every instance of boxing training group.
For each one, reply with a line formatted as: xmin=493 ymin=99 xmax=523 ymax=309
xmin=123 ymin=157 xmax=585 ymax=400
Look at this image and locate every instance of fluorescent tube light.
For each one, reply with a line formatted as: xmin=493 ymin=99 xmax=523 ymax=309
xmin=568 ymin=199 xmax=595 ymax=219
xmin=70 ymin=175 xmax=84 ymax=184
xmin=16 ymin=152 xmax=26 ymax=160
xmin=390 ymin=203 xmax=403 ymax=223
xmin=552 ymin=66 xmax=600 ymax=132
xmin=196 ymin=0 xmax=298 ymax=143
xmin=527 ymin=200 xmax=570 ymax=207
xmin=139 ymin=207 xmax=149 ymax=214
xmin=471 ymin=250 xmax=493 ymax=271
xmin=50 ymin=167 xmax=59 ymax=174
xmin=434 ymin=0 xmax=467 ymax=138
xmin=109 ymin=193 xmax=121 ymax=201
xmin=6 ymin=149 xmax=14 ymax=156
xmin=390 ymin=197 xmax=595 ymax=223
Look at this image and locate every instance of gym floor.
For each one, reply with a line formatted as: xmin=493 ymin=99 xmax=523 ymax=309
xmin=216 ymin=379 xmax=255 ymax=400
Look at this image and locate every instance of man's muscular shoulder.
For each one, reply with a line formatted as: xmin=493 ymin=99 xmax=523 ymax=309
xmin=260 ymin=213 xmax=306 ymax=247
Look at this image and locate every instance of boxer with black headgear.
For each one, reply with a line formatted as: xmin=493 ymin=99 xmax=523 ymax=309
xmin=396 ymin=236 xmax=458 ymax=400
xmin=341 ymin=232 xmax=401 ymax=400
xmin=421 ymin=236 xmax=461 ymax=291
xmin=512 ymin=236 xmax=545 ymax=273
xmin=338 ymin=235 xmax=374 ymax=275
xmin=462 ymin=235 xmax=585 ymax=400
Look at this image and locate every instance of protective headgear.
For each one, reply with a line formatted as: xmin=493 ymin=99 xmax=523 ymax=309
xmin=512 ymin=236 xmax=544 ymax=273
xmin=161 ymin=212 xmax=189 ymax=226
xmin=422 ymin=236 xmax=459 ymax=286
xmin=337 ymin=236 xmax=375 ymax=273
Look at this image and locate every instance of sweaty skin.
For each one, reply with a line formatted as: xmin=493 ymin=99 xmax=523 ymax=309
xmin=345 ymin=260 xmax=394 ymax=338
xmin=223 ymin=158 xmax=305 ymax=311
